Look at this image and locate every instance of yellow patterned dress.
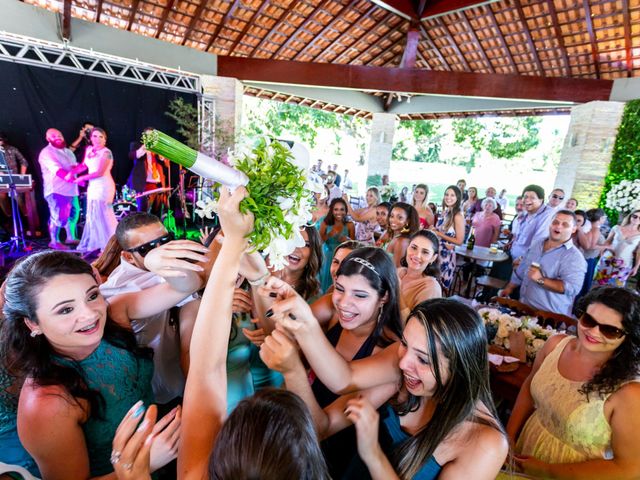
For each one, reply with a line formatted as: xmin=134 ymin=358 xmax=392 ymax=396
xmin=516 ymin=336 xmax=616 ymax=462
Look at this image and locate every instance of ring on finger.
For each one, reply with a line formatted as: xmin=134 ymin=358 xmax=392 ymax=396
xmin=110 ymin=450 xmax=122 ymax=464
xmin=121 ymin=462 xmax=133 ymax=471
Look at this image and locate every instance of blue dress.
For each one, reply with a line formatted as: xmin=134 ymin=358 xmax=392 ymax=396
xmin=320 ymin=223 xmax=350 ymax=292
xmin=343 ymin=404 xmax=442 ymax=479
xmin=56 ymin=340 xmax=154 ymax=477
xmin=0 ymin=365 xmax=40 ymax=478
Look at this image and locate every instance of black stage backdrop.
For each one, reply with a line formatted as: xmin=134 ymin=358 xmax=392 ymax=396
xmin=0 ymin=60 xmax=196 ymax=228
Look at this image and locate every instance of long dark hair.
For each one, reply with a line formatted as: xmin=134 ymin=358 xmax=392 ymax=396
xmin=400 ymin=230 xmax=441 ymax=279
xmin=388 ymin=202 xmax=420 ymax=239
xmin=440 ymin=185 xmax=462 ymax=231
xmin=294 ymin=226 xmax=322 ymax=300
xmin=210 ymin=389 xmax=329 ymax=479
xmin=323 ymin=198 xmax=349 ymax=226
xmin=335 ymin=247 xmax=403 ymax=347
xmin=0 ymin=251 xmax=150 ymax=418
xmin=392 ymin=299 xmax=503 ymax=479
xmin=575 ymin=287 xmax=640 ymax=398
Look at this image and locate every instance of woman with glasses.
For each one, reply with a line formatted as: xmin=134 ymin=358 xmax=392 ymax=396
xmin=71 ymin=127 xmax=119 ymax=253
xmin=507 ymin=287 xmax=640 ymax=479
xmin=594 ymin=210 xmax=640 ymax=287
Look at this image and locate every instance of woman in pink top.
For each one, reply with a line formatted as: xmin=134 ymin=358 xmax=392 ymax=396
xmin=471 ymin=197 xmax=501 ymax=247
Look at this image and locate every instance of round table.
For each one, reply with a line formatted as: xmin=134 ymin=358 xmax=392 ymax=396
xmin=454 ymin=245 xmax=509 ymax=297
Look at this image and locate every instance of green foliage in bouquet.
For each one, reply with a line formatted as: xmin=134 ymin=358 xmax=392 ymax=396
xmin=598 ymin=99 xmax=640 ymax=225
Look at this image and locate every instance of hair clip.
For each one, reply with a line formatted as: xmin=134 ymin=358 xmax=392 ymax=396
xmin=350 ymin=257 xmax=380 ymax=277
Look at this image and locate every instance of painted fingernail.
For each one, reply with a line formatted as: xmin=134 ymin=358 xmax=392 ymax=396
xmin=289 ymin=313 xmax=297 ymax=320
xmin=269 ymin=292 xmax=278 ymax=298
xmin=265 ymin=309 xmax=274 ymax=318
xmin=133 ymin=404 xmax=146 ymax=419
xmin=136 ymin=419 xmax=149 ymax=432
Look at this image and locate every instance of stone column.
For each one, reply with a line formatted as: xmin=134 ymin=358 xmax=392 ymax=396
xmin=200 ymin=75 xmax=243 ymax=159
xmin=553 ymin=101 xmax=625 ymax=208
xmin=366 ymin=112 xmax=396 ymax=181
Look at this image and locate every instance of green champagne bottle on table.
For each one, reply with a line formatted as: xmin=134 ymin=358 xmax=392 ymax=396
xmin=467 ymin=227 xmax=476 ymax=250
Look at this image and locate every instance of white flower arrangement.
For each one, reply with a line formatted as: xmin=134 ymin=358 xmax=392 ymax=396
xmin=144 ymin=131 xmax=313 ymax=271
xmin=380 ymin=185 xmax=396 ymax=201
xmin=478 ymin=307 xmax=557 ymax=362
xmin=605 ymin=179 xmax=640 ymax=214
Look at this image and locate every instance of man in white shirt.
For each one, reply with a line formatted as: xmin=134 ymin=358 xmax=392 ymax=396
xmin=38 ymin=128 xmax=80 ymax=249
xmin=326 ymin=170 xmax=343 ymax=202
xmin=100 ymin=212 xmax=203 ymax=405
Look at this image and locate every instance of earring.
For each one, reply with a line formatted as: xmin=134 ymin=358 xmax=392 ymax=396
xmin=401 ymin=224 xmax=410 ymax=234
xmin=30 ymin=330 xmax=40 ymax=338
xmin=377 ymin=306 xmax=383 ymax=324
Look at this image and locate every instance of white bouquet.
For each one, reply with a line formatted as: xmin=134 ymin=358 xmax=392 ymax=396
xmin=605 ymin=179 xmax=640 ymax=214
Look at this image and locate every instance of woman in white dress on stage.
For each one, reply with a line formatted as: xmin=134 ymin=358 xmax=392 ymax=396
xmin=73 ymin=127 xmax=118 ymax=253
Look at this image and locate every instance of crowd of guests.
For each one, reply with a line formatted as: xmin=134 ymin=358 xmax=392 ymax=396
xmin=0 ymin=173 xmax=639 ymax=480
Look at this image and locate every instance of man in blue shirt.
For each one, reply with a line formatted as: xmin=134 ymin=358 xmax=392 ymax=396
xmin=500 ymin=210 xmax=587 ymax=316
xmin=510 ymin=184 xmax=556 ymax=261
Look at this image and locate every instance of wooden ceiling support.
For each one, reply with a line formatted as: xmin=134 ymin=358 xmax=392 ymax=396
xmin=459 ymin=10 xmax=494 ymax=73
xmin=126 ymin=0 xmax=141 ymax=31
xmin=246 ymin=0 xmax=302 ymax=56
xmin=582 ymin=0 xmax=601 ymax=78
xmin=622 ymin=0 xmax=632 ymax=77
xmin=399 ymin=24 xmax=420 ymax=68
xmin=370 ymin=0 xmax=417 ymax=19
xmin=226 ymin=0 xmax=271 ymax=54
xmin=205 ymin=0 xmax=242 ymax=52
xmin=330 ymin=9 xmax=396 ymax=63
xmin=269 ymin=0 xmax=331 ymax=59
xmin=419 ymin=0 xmax=494 ymax=20
xmin=544 ymin=0 xmax=571 ymax=76
xmin=350 ymin=18 xmax=407 ymax=64
xmin=217 ymin=56 xmax=613 ymax=103
xmin=292 ymin=0 xmax=361 ymax=61
xmin=419 ymin=24 xmax=451 ymax=70
xmin=179 ymin=0 xmax=205 ymax=44
xmin=513 ymin=0 xmax=545 ymax=76
xmin=484 ymin=4 xmax=517 ymax=74
xmin=62 ymin=0 xmax=72 ymax=40
xmin=434 ymin=16 xmax=471 ymax=71
xmin=95 ymin=0 xmax=104 ymax=23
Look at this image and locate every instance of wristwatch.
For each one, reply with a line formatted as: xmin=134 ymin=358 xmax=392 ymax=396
xmin=536 ymin=277 xmax=545 ymax=286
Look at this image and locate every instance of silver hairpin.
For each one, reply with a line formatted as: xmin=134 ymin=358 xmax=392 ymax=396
xmin=350 ymin=257 xmax=379 ymax=276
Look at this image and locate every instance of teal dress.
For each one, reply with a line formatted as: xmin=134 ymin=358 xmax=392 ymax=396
xmin=320 ymin=223 xmax=349 ymax=293
xmin=56 ymin=340 xmax=154 ymax=477
xmin=0 ymin=365 xmax=40 ymax=478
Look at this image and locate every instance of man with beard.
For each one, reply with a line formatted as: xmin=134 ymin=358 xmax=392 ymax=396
xmin=500 ymin=210 xmax=586 ymax=315
xmin=37 ymin=128 xmax=79 ymax=249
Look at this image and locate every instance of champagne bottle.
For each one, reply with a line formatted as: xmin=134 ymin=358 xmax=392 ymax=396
xmin=467 ymin=227 xmax=476 ymax=250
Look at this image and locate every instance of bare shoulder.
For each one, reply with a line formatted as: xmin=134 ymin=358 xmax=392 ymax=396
xmin=19 ymin=380 xmax=85 ymax=423
xmin=608 ymin=381 xmax=640 ymax=408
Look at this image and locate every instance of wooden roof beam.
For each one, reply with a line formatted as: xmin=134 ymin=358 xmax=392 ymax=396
xmin=419 ymin=24 xmax=451 ymax=70
xmin=368 ymin=0 xmax=417 ymax=20
xmin=545 ymin=0 xmax=571 ymax=76
xmin=513 ymin=0 xmax=545 ymax=76
xmin=217 ymin=55 xmax=613 ymax=103
xmin=622 ymin=0 xmax=632 ymax=77
xmin=399 ymin=24 xmax=420 ymax=68
xmin=246 ymin=0 xmax=302 ymax=57
xmin=226 ymin=1 xmax=271 ymax=54
xmin=419 ymin=0 xmax=497 ymax=20
xmin=95 ymin=0 xmax=104 ymax=23
xmin=371 ymin=34 xmax=407 ymax=66
xmin=484 ymin=4 xmax=516 ymax=73
xmin=269 ymin=0 xmax=331 ymax=59
xmin=459 ymin=10 xmax=494 ymax=73
xmin=434 ymin=16 xmax=471 ymax=71
xmin=126 ymin=0 xmax=141 ymax=32
xmin=62 ymin=0 xmax=72 ymax=40
xmin=582 ymin=0 xmax=601 ymax=78
xmin=204 ymin=0 xmax=242 ymax=52
xmin=179 ymin=0 xmax=205 ymax=44
xmin=350 ymin=19 xmax=408 ymax=64
xmin=292 ymin=0 xmax=361 ymax=61
xmin=329 ymin=10 xmax=397 ymax=63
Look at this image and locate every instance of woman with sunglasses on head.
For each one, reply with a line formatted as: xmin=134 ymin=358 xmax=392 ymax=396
xmin=70 ymin=127 xmax=119 ymax=253
xmin=398 ymin=230 xmax=442 ymax=320
xmin=507 ymin=287 xmax=640 ymax=479
xmin=260 ymin=298 xmax=508 ymax=480
xmin=594 ymin=209 xmax=640 ymax=287
xmin=0 ymin=241 xmax=208 ymax=479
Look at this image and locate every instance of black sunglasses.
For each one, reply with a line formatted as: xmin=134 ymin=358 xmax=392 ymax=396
xmin=127 ymin=232 xmax=174 ymax=257
xmin=551 ymin=194 xmax=565 ymax=200
xmin=579 ymin=312 xmax=626 ymax=340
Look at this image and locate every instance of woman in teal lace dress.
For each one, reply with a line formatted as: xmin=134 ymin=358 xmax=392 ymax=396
xmin=319 ymin=198 xmax=355 ymax=292
xmin=0 ymin=250 xmax=199 ymax=478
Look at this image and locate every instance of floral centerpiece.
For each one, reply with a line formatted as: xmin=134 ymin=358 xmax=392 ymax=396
xmin=605 ymin=179 xmax=640 ymax=215
xmin=142 ymin=130 xmax=313 ymax=270
xmin=380 ymin=185 xmax=396 ymax=202
xmin=478 ymin=307 xmax=557 ymax=362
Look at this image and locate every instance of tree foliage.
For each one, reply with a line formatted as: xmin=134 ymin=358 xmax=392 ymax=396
xmin=165 ymin=97 xmax=200 ymax=150
xmin=393 ymin=119 xmax=442 ymax=163
xmin=598 ymin=99 xmax=640 ymax=224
